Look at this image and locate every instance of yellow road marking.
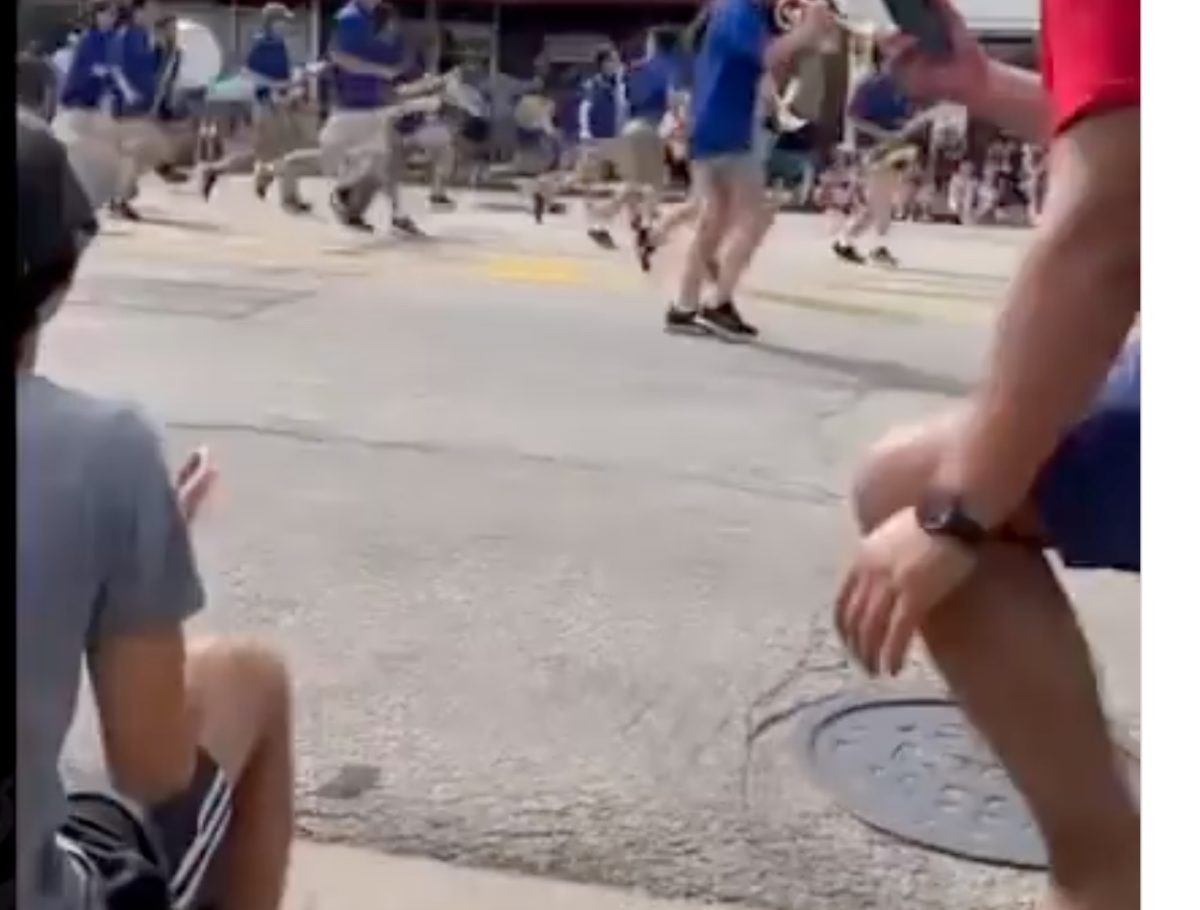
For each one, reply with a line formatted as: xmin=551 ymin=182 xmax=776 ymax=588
xmin=480 ymin=255 xmax=584 ymax=285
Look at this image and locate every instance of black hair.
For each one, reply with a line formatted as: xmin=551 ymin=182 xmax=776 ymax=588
xmin=595 ymin=47 xmax=615 ymax=68
xmin=15 ymin=251 xmax=79 ymax=357
xmin=649 ymin=27 xmax=679 ymax=56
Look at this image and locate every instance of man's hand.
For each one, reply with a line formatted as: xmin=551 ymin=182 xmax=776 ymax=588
xmin=176 ymin=447 xmax=217 ymax=525
xmin=879 ymin=0 xmax=989 ymax=107
xmin=836 ymin=508 xmax=977 ymax=677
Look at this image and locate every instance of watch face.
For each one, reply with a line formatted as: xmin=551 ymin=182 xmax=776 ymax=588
xmin=917 ymin=492 xmax=985 ymax=545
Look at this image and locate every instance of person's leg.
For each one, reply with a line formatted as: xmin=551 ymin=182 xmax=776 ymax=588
xmin=865 ymin=166 xmax=901 ymax=265
xmin=850 ymin=415 xmax=1140 ymax=910
xmin=175 ymin=637 xmax=294 ymax=910
xmin=712 ymin=157 xmax=773 ymax=306
xmin=671 ymin=164 xmax=731 ymax=319
xmin=273 ymin=147 xmax=321 ymax=212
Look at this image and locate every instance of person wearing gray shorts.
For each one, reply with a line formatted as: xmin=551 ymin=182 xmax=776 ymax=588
xmin=665 ymin=0 xmax=837 ymax=340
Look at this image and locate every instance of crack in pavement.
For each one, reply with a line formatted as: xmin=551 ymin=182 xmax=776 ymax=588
xmin=166 ymin=418 xmax=845 ymax=507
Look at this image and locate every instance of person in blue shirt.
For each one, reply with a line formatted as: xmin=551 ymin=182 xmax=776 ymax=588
xmin=318 ymin=0 xmax=444 ymax=235
xmin=109 ymin=0 xmax=173 ymax=220
xmin=833 ymin=46 xmax=919 ymax=267
xmin=619 ymin=27 xmax=686 ymax=270
xmin=199 ymin=4 xmax=312 ymax=211
xmin=665 ymin=0 xmax=836 ymax=340
xmin=52 ymin=0 xmax=122 ymax=208
xmin=572 ymin=47 xmax=628 ymax=249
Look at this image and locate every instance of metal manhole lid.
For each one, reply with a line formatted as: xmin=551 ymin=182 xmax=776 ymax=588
xmin=799 ymin=694 xmax=1139 ymax=870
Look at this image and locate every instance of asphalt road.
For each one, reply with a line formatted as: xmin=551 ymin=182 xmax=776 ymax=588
xmin=55 ymin=181 xmax=1139 ymax=910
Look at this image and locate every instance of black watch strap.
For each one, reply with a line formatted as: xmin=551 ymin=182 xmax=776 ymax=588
xmin=916 ymin=491 xmax=988 ymax=548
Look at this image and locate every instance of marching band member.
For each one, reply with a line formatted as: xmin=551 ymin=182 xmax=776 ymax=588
xmin=109 ymin=0 xmax=171 ymax=220
xmin=573 ymin=47 xmax=629 ymax=249
xmin=52 ymin=0 xmax=121 ymax=208
xmin=832 ymin=45 xmax=917 ymax=267
xmin=622 ymin=27 xmax=686 ymax=269
xmin=664 ymin=0 xmax=836 ymax=341
xmin=200 ymin=3 xmax=312 ymax=212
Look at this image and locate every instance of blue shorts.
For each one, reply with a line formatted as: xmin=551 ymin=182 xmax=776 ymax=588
xmin=1034 ymin=340 xmax=1140 ymax=572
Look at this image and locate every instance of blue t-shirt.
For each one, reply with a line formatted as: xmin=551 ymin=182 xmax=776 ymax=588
xmin=60 ymin=28 xmax=113 ymax=110
xmin=850 ymin=73 xmax=912 ymax=138
xmin=245 ymin=31 xmax=291 ymax=102
xmin=329 ymin=1 xmax=395 ymax=110
xmin=580 ymin=73 xmax=621 ymax=140
xmin=690 ymin=0 xmax=769 ymax=159
xmin=111 ymin=23 xmax=158 ymax=117
xmin=626 ymin=53 xmax=680 ymax=125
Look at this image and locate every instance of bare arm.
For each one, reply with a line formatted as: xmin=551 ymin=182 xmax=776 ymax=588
xmin=764 ymin=4 xmax=837 ymax=81
xmin=92 ymin=627 xmax=199 ymax=803
xmin=931 ymin=108 xmax=1140 ymax=526
xmin=967 ymin=60 xmax=1053 ymax=144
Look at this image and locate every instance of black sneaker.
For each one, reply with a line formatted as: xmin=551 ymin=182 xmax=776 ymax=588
xmin=532 ymin=191 xmax=547 ymax=225
xmin=832 ymin=241 xmax=866 ymax=265
xmin=547 ymin=200 xmax=567 ymax=216
xmin=281 ymin=196 xmax=312 ymax=215
xmin=392 ymin=215 xmax=426 ymax=238
xmin=429 ymin=193 xmax=456 ymax=211
xmin=699 ymin=301 xmax=758 ymax=342
xmin=587 ymin=227 xmax=617 ymax=250
xmin=664 ymin=304 xmax=705 ymax=334
xmin=254 ymin=169 xmax=275 ymax=200
xmin=635 ymin=225 xmax=657 ymax=273
xmin=331 ymin=188 xmax=372 ymax=232
xmin=869 ymin=246 xmax=899 ymax=268
xmin=156 ymin=165 xmax=188 ymax=185
xmin=109 ymin=200 xmax=142 ymax=222
xmin=199 ymin=168 xmax=218 ymax=201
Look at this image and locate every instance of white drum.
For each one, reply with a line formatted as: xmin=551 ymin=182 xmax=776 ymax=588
xmin=176 ymin=19 xmax=223 ymax=91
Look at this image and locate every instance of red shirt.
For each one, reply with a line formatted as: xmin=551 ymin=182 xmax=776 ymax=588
xmin=1041 ymin=0 xmax=1140 ymax=135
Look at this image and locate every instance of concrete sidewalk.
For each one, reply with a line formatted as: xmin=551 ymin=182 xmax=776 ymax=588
xmin=285 ymin=841 xmax=734 ymax=910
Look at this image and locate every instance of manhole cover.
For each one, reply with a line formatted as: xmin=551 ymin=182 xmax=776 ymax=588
xmin=800 ymin=694 xmax=1139 ymax=870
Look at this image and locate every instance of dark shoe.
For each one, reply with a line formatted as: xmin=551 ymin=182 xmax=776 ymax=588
xmin=429 ymin=193 xmax=456 ymax=211
xmin=869 ymin=246 xmax=899 ymax=268
xmin=664 ymin=304 xmax=705 ymax=335
xmin=532 ymin=191 xmax=547 ymax=225
xmin=587 ymin=227 xmax=617 ymax=251
xmin=156 ymin=165 xmax=188 ymax=185
xmin=199 ymin=168 xmax=218 ymax=201
xmin=392 ymin=215 xmax=426 ymax=238
xmin=547 ymin=201 xmax=567 ymax=216
xmin=254 ymin=169 xmax=275 ymax=200
xmin=832 ymin=241 xmax=866 ymax=264
xmin=331 ymin=188 xmax=372 ymax=232
xmin=281 ymin=196 xmax=312 ymax=215
xmin=109 ymin=200 xmax=142 ymax=222
xmin=699 ymin=300 xmax=758 ymax=342
xmin=635 ymin=224 xmax=657 ymax=274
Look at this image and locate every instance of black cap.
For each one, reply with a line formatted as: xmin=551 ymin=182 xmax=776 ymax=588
xmin=17 ymin=107 xmax=97 ymax=283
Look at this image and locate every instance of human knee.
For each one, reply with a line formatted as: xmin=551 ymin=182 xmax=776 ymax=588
xmin=852 ymin=422 xmax=948 ymax=533
xmin=188 ymin=637 xmax=292 ymax=728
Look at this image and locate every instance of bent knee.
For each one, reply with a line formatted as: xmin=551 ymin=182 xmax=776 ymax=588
xmin=188 ymin=637 xmax=292 ymax=721
xmin=852 ymin=417 xmax=958 ymax=533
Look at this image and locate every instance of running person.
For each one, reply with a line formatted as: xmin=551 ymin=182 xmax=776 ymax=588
xmin=664 ymin=0 xmax=837 ymax=340
xmin=199 ymin=4 xmax=312 ymax=211
xmin=833 ymin=45 xmax=917 ymax=267
xmin=576 ymin=48 xmax=628 ymax=249
xmin=108 ymin=0 xmax=170 ymax=220
xmin=836 ymin=1 xmax=1139 ymax=907
xmin=52 ymin=0 xmax=122 ymax=209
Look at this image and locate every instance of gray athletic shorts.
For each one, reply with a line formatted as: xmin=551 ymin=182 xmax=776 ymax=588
xmin=60 ymin=750 xmax=231 ymax=910
xmin=692 ymin=151 xmax=766 ymax=200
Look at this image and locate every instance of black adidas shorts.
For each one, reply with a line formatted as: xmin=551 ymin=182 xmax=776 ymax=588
xmin=60 ymin=749 xmax=232 ymax=910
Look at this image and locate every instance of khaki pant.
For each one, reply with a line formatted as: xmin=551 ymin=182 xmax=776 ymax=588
xmin=617 ymin=119 xmax=667 ymax=189
xmin=53 ymin=108 xmax=123 ymax=207
xmin=113 ymin=117 xmax=173 ymax=203
xmin=319 ymin=108 xmax=393 ymax=190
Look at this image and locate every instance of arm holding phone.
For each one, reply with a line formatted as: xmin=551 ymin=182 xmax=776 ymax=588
xmin=882 ymin=0 xmax=1051 ymax=142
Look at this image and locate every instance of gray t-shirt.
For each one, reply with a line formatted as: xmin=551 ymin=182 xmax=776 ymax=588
xmin=17 ymin=374 xmax=204 ymax=910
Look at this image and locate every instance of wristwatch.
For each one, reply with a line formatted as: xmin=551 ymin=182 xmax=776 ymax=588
xmin=915 ymin=490 xmax=988 ymax=548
